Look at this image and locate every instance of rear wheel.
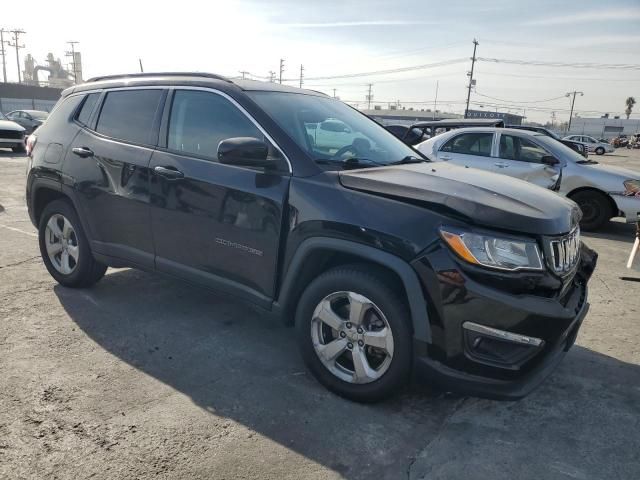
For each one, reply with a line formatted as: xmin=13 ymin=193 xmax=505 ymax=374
xmin=38 ymin=199 xmax=107 ymax=287
xmin=570 ymin=190 xmax=612 ymax=231
xmin=595 ymin=147 xmax=605 ymax=155
xmin=295 ymin=265 xmax=412 ymax=402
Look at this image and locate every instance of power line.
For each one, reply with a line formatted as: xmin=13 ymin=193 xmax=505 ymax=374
xmin=476 ymin=70 xmax=639 ymax=82
xmin=477 ymin=57 xmax=640 ymax=70
xmin=285 ymin=58 xmax=467 ymax=82
xmin=475 ymin=91 xmax=569 ymax=104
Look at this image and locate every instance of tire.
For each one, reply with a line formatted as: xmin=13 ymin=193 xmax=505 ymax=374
xmin=595 ymin=147 xmax=605 ymax=155
xmin=12 ymin=143 xmax=26 ymax=153
xmin=570 ymin=190 xmax=612 ymax=231
xmin=295 ymin=264 xmax=412 ymax=402
xmin=38 ymin=199 xmax=107 ymax=288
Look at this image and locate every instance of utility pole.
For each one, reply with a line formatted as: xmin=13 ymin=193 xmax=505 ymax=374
xmin=433 ymin=80 xmax=439 ymax=120
xmin=139 ymin=59 xmax=144 ymax=73
xmin=7 ymin=29 xmax=25 ymax=84
xmin=239 ymin=70 xmax=249 ymax=79
xmin=464 ymin=38 xmax=479 ymax=119
xmin=0 ymin=29 xmax=7 ymax=83
xmin=551 ymin=111 xmax=556 ymax=128
xmin=366 ymin=83 xmax=373 ymax=110
xmin=279 ymin=58 xmax=285 ymax=84
xmin=268 ymin=70 xmax=276 ymax=82
xmin=65 ymin=41 xmax=79 ymax=83
xmin=566 ymin=91 xmax=584 ymax=132
xmin=299 ymin=64 xmax=304 ymax=88
xmin=332 ymin=88 xmax=337 ymax=98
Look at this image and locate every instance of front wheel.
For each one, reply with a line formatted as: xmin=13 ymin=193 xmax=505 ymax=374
xmin=570 ymin=190 xmax=612 ymax=231
xmin=295 ymin=265 xmax=412 ymax=402
xmin=38 ymin=199 xmax=107 ymax=287
xmin=595 ymin=147 xmax=605 ymax=155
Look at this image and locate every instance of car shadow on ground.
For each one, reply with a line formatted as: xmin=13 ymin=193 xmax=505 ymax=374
xmin=54 ymin=268 xmax=640 ymax=479
xmin=583 ymin=220 xmax=636 ymax=242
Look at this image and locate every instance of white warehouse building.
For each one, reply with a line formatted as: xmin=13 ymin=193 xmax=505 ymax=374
xmin=568 ymin=117 xmax=640 ymax=139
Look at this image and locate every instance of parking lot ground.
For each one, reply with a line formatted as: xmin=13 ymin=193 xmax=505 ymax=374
xmin=1 ymin=149 xmax=639 ymax=480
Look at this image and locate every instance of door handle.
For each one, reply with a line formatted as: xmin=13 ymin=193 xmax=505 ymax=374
xmin=494 ymin=162 xmax=509 ymax=168
xmin=440 ymin=155 xmax=452 ymax=160
xmin=72 ymin=146 xmax=94 ymax=158
xmin=154 ymin=166 xmax=184 ymax=179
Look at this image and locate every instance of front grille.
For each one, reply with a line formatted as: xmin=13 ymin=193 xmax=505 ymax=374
xmin=0 ymin=129 xmax=24 ymax=140
xmin=548 ymin=228 xmax=580 ymax=273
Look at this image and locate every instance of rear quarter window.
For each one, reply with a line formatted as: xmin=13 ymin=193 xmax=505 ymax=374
xmin=96 ymin=89 xmax=163 ymax=145
xmin=76 ymin=93 xmax=100 ymax=126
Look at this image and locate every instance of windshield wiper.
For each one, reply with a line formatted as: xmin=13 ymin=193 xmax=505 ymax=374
xmin=389 ymin=155 xmax=428 ymax=165
xmin=315 ymin=157 xmax=384 ymax=168
xmin=577 ymin=160 xmax=599 ymax=165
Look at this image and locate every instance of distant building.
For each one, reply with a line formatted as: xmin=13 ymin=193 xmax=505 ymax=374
xmin=466 ymin=109 xmax=525 ymax=126
xmin=360 ymin=108 xmax=463 ymax=126
xmin=568 ymin=117 xmax=640 ymax=139
xmin=0 ymin=83 xmax=61 ymax=113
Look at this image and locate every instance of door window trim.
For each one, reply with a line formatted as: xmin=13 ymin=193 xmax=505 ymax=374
xmin=496 ymin=132 xmax=551 ymax=163
xmin=438 ymin=131 xmax=496 ymax=158
xmin=158 ymin=86 xmax=292 ymax=174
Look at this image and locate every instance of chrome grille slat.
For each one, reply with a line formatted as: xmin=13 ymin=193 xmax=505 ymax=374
xmin=549 ymin=228 xmax=580 ymax=274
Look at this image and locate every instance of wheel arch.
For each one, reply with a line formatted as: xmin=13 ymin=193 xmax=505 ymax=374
xmin=275 ymin=237 xmax=431 ymax=345
xmin=567 ymin=186 xmax=618 ymax=218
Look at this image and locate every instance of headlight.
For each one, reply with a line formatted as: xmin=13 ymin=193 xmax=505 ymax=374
xmin=440 ymin=227 xmax=543 ymax=271
xmin=623 ymin=180 xmax=640 ymax=196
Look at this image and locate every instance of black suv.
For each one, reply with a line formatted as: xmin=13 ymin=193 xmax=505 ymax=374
xmin=26 ymin=73 xmax=597 ymax=402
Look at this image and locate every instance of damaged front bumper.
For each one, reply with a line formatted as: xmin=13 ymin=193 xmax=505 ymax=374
xmin=412 ymin=241 xmax=598 ymax=400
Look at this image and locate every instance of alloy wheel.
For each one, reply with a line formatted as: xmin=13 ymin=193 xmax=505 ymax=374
xmin=45 ymin=214 xmax=79 ymax=275
xmin=310 ymin=291 xmax=394 ymax=384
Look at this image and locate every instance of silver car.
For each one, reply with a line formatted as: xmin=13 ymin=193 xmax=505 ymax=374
xmin=417 ymin=127 xmax=640 ymax=230
xmin=563 ymin=135 xmax=615 ymax=155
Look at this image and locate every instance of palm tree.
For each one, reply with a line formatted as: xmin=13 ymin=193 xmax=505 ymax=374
xmin=625 ymin=97 xmax=636 ymax=119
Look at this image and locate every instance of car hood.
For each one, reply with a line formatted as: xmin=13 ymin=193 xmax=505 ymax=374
xmin=0 ymin=120 xmax=25 ymax=132
xmin=585 ymin=163 xmax=639 ymax=179
xmin=339 ymin=162 xmax=581 ymax=235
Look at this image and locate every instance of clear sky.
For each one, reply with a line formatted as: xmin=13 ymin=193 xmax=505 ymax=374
xmin=3 ymin=0 xmax=639 ymax=123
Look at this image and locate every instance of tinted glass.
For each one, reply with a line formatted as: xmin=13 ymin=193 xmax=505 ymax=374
xmin=168 ymin=90 xmax=281 ymax=162
xmin=247 ymin=91 xmax=421 ymax=169
xmin=96 ymin=90 xmax=162 ymax=144
xmin=441 ymin=133 xmax=493 ymax=157
xmin=499 ymin=135 xmax=550 ymax=163
xmin=76 ymin=93 xmax=100 ymax=126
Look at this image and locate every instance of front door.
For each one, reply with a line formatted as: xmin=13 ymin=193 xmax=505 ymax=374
xmin=495 ymin=133 xmax=560 ymax=189
xmin=149 ymin=89 xmax=291 ymax=303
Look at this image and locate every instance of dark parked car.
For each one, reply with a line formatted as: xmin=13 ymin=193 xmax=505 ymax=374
xmin=507 ymin=125 xmax=588 ymax=158
xmin=26 ymin=73 xmax=597 ymax=402
xmin=6 ymin=109 xmax=49 ymax=134
xmin=388 ymin=118 xmax=505 ymax=146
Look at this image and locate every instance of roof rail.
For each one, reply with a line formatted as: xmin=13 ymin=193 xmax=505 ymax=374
xmin=86 ymin=72 xmax=231 ymax=83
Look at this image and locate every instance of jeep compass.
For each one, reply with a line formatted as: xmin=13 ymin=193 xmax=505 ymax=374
xmin=26 ymin=73 xmax=597 ymax=402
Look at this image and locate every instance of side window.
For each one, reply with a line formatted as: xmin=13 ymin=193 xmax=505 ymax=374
xmin=76 ymin=93 xmax=100 ymax=126
xmin=500 ymin=135 xmax=550 ymax=163
xmin=96 ymin=89 xmax=163 ymax=145
xmin=441 ymin=133 xmax=493 ymax=157
xmin=167 ymin=90 xmax=283 ymax=163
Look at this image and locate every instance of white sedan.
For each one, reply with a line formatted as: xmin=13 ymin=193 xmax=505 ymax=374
xmin=0 ymin=111 xmax=26 ymax=153
xmin=563 ymin=135 xmax=615 ymax=155
xmin=417 ymin=127 xmax=640 ymax=230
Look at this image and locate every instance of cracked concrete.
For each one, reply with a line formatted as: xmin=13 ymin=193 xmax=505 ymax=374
xmin=1 ymin=149 xmax=640 ymax=479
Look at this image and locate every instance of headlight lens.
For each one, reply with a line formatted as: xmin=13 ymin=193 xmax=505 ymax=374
xmin=440 ymin=227 xmax=543 ymax=271
xmin=623 ymin=180 xmax=640 ymax=196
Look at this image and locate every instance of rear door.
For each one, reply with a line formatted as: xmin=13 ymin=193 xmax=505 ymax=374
xmin=66 ymin=88 xmax=165 ymax=268
xmin=495 ymin=133 xmax=560 ymax=189
xmin=436 ymin=131 xmax=496 ymax=171
xmin=149 ymin=88 xmax=291 ymax=303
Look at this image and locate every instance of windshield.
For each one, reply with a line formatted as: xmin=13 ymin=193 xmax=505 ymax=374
xmin=535 ymin=135 xmax=589 ymax=163
xmin=29 ymin=111 xmax=48 ymax=120
xmin=248 ymin=92 xmax=424 ymax=168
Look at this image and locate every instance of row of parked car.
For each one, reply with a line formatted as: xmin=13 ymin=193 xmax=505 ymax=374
xmin=0 ymin=109 xmax=49 ymax=153
xmin=384 ymin=118 xmax=638 ymax=231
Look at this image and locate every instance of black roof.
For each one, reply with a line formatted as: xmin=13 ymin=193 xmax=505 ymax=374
xmin=63 ymin=72 xmax=328 ymax=98
xmin=411 ymin=118 xmax=505 ymax=129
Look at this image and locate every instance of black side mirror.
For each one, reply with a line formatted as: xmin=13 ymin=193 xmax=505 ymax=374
xmin=541 ymin=155 xmax=560 ymax=166
xmin=218 ymin=137 xmax=272 ymax=168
